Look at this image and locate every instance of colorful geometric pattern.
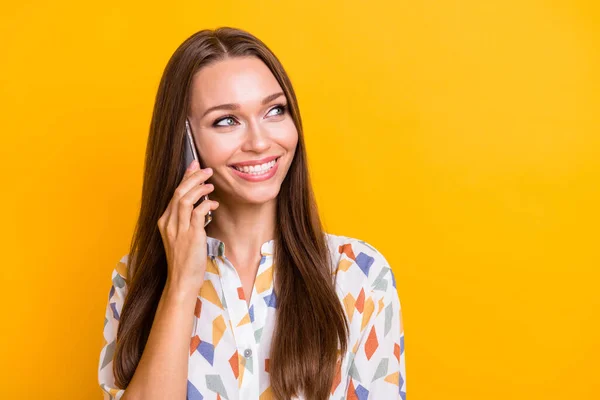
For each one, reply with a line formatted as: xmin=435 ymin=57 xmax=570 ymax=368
xmin=98 ymin=233 xmax=406 ymax=399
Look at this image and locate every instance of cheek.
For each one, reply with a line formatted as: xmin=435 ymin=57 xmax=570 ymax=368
xmin=196 ymin=138 xmax=235 ymax=167
xmin=278 ymin=122 xmax=299 ymax=151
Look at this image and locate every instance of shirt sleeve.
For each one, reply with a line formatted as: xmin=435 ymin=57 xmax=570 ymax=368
xmin=98 ymin=258 xmax=129 ymax=400
xmin=347 ymin=261 xmax=406 ymax=399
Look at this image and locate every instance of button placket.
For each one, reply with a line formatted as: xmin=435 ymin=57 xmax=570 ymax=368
xmin=218 ymin=256 xmax=259 ymax=399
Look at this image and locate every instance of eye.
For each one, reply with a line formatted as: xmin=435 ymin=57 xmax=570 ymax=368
xmin=212 ymin=115 xmax=238 ymax=128
xmin=267 ymin=103 xmax=287 ymax=117
xmin=211 ymin=104 xmax=288 ymax=128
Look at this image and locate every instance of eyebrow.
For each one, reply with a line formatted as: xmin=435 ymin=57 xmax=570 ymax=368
xmin=201 ymin=92 xmax=286 ymax=119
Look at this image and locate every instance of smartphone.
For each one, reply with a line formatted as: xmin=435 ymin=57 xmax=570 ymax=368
xmin=184 ymin=118 xmax=213 ymax=227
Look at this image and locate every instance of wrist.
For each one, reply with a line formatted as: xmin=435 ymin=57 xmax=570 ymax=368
xmin=163 ymin=276 xmax=203 ymax=303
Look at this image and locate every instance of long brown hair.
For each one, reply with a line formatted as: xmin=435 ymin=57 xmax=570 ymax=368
xmin=113 ymin=27 xmax=349 ymax=399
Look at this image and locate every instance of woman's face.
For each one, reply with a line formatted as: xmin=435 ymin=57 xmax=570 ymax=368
xmin=187 ymin=56 xmax=298 ymax=206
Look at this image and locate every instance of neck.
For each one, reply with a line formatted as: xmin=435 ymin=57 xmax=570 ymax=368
xmin=204 ymin=195 xmax=276 ymax=268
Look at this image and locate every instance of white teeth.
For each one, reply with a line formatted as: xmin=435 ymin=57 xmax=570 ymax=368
xmin=233 ymin=158 xmax=278 ymax=174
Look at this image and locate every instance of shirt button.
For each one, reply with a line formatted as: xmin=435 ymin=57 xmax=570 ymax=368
xmin=243 ymin=348 xmax=252 ymax=358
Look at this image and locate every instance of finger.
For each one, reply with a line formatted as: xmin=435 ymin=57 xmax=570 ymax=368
xmin=170 ymin=168 xmax=213 ymax=236
xmin=185 ymin=159 xmax=199 ymax=176
xmin=190 ymin=200 xmax=220 ymax=232
xmin=177 ymin=182 xmax=215 ymax=232
xmin=177 ymin=168 xmax=213 ymax=200
xmin=161 ymin=160 xmax=200 ymax=232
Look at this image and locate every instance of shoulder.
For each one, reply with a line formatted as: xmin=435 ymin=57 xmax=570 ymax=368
xmin=102 ymin=254 xmax=131 ymax=329
xmin=324 ymin=232 xmax=397 ymax=295
xmin=109 ymin=254 xmax=130 ymax=300
xmin=114 ymin=254 xmax=129 ymax=281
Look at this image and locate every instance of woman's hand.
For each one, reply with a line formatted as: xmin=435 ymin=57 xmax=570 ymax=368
xmin=157 ymin=160 xmax=220 ymax=292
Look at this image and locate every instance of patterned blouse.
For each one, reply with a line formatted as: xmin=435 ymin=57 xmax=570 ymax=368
xmin=98 ymin=233 xmax=406 ymax=399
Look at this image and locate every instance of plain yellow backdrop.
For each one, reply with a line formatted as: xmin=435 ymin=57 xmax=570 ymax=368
xmin=1 ymin=1 xmax=598 ymax=399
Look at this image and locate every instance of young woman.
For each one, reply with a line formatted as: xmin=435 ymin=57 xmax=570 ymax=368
xmin=98 ymin=27 xmax=406 ymax=400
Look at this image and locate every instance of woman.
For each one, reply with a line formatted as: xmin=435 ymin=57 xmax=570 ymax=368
xmin=98 ymin=27 xmax=406 ymax=400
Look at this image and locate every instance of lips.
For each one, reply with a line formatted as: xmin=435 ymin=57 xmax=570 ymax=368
xmin=229 ymin=157 xmax=280 ymax=174
xmin=228 ymin=155 xmax=281 ymax=168
xmin=229 ymin=156 xmax=281 ymax=182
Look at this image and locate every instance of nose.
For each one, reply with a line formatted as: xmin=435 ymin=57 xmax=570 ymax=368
xmin=240 ymin=119 xmax=271 ymax=153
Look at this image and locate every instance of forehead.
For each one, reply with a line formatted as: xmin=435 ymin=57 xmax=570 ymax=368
xmin=189 ymin=56 xmax=282 ymax=112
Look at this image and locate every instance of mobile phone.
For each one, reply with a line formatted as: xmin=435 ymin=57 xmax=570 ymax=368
xmin=184 ymin=118 xmax=213 ymax=227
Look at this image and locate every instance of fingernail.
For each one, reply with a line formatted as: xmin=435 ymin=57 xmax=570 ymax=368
xmin=189 ymin=160 xmax=198 ymax=170
xmin=204 ymin=167 xmax=213 ymax=173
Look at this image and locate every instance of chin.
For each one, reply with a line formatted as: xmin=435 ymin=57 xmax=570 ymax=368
xmin=237 ymin=187 xmax=281 ymax=205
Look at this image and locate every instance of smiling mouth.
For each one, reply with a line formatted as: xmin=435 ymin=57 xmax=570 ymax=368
xmin=228 ymin=156 xmax=281 ymax=175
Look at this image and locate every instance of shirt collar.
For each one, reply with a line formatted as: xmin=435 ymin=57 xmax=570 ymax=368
xmin=206 ymin=236 xmax=275 ymax=258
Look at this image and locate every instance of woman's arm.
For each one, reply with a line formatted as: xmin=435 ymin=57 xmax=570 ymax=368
xmin=120 ymin=279 xmax=200 ymax=400
xmin=98 ymin=265 xmax=202 ymax=400
xmin=100 ymin=161 xmax=217 ymax=399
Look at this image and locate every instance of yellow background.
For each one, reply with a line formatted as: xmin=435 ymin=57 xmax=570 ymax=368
xmin=1 ymin=1 xmax=598 ymax=399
